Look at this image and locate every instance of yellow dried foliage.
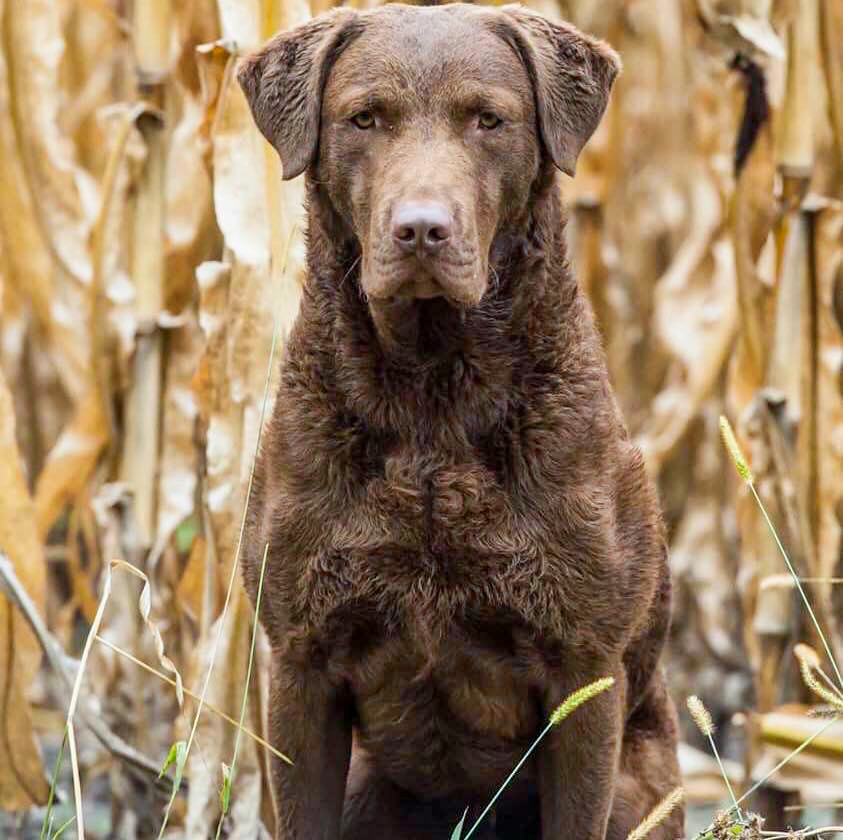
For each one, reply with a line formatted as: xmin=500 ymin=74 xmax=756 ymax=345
xmin=0 ymin=0 xmax=840 ymax=828
xmin=0 ymin=370 xmax=49 ymax=808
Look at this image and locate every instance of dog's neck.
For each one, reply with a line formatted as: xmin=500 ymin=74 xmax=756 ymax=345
xmin=364 ymin=296 xmax=467 ymax=360
xmin=299 ymin=168 xmax=591 ymax=438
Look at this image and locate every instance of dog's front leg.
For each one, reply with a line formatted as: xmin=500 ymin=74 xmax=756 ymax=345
xmin=268 ymin=656 xmax=352 ymax=840
xmin=537 ymin=672 xmax=624 ymax=840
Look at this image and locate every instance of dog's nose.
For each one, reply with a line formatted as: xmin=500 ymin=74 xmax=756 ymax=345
xmin=392 ymin=201 xmax=452 ymax=252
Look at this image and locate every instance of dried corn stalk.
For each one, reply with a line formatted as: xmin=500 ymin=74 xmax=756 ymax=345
xmin=0 ymin=0 xmax=840 ymax=832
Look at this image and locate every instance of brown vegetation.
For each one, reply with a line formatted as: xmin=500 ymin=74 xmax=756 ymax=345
xmin=0 ymin=0 xmax=841 ymax=837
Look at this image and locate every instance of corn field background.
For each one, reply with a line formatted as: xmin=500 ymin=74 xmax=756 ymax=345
xmin=0 ymin=0 xmax=841 ymax=837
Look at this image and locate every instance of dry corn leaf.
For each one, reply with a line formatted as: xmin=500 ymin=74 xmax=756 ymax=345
xmin=0 ymin=368 xmax=49 ymax=809
xmin=820 ymin=0 xmax=843 ymax=169
xmin=0 ymin=0 xmax=840 ymax=831
xmin=810 ymin=203 xmax=843 ymax=647
xmin=177 ymin=535 xmax=211 ymax=624
xmin=0 ymin=7 xmax=52 ymax=332
xmin=195 ymin=25 xmax=275 ymax=564
xmin=0 ymin=0 xmax=91 ymax=401
xmin=195 ymin=260 xmax=244 ymax=571
xmin=730 ymin=80 xmax=776 ymax=394
xmin=637 ymin=178 xmax=737 ymax=471
xmin=60 ymin=1 xmax=126 ymax=167
xmin=165 ymin=85 xmax=217 ymax=314
xmin=34 ymin=388 xmax=108 ymax=538
xmin=3 ymin=0 xmax=94 ymax=284
xmin=152 ymin=315 xmax=202 ymax=563
xmin=205 ymin=48 xmax=270 ymax=270
xmin=696 ymin=0 xmax=785 ymax=60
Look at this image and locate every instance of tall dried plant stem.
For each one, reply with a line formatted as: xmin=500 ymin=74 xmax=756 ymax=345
xmin=53 ymin=561 xmax=117 ymax=840
xmin=214 ymin=542 xmax=272 ymax=838
xmin=749 ymin=481 xmax=843 ymax=691
xmin=121 ymin=107 xmax=166 ymax=546
xmin=820 ymin=0 xmax=843 ymax=169
xmin=720 ymin=417 xmax=843 ymax=691
xmin=123 ymin=0 xmax=171 ymax=545
xmin=132 ymin=0 xmax=171 ymax=85
xmin=157 ymin=227 xmax=296 ymax=837
xmin=90 ymin=103 xmax=152 ymax=449
xmin=778 ymin=0 xmax=818 ymax=200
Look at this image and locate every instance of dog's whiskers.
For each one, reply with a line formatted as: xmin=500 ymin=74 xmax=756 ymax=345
xmin=489 ymin=264 xmax=500 ymax=292
xmin=340 ymin=255 xmax=362 ymax=290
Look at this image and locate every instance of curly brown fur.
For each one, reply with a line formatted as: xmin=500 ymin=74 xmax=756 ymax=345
xmin=238 ymin=5 xmax=682 ymax=839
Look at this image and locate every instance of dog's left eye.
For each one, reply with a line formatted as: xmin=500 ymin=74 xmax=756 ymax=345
xmin=351 ymin=111 xmax=375 ymax=129
xmin=478 ymin=112 xmax=503 ymax=130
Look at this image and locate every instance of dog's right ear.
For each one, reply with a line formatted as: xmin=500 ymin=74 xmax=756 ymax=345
xmin=495 ymin=5 xmax=621 ymax=177
xmin=237 ymin=9 xmax=360 ymax=180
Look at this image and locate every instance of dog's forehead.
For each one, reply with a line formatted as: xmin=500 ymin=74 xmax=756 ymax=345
xmin=325 ymin=4 xmax=531 ymax=106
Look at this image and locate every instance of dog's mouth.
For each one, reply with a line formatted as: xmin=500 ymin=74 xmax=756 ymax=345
xmin=363 ymin=255 xmax=487 ymax=309
xmin=390 ymin=270 xmax=445 ymax=302
xmin=362 ymin=254 xmax=488 ymax=356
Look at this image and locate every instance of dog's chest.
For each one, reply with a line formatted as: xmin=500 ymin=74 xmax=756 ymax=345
xmin=334 ymin=445 xmax=531 ymax=559
xmin=291 ymin=439 xmax=547 ymax=629
xmin=293 ymin=441 xmax=564 ymax=660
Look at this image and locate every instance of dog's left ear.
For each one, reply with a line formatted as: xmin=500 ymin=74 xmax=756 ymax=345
xmin=496 ymin=6 xmax=620 ymax=176
xmin=238 ymin=8 xmax=361 ymax=180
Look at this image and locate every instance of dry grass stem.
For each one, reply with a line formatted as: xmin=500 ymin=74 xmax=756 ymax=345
xmin=214 ymin=542 xmax=272 ymax=838
xmin=687 ymin=695 xmax=742 ymax=820
xmin=719 ymin=416 xmax=843 ymax=692
xmin=1 ymin=0 xmax=842 ymax=834
xmin=94 ymin=634 xmax=291 ymax=765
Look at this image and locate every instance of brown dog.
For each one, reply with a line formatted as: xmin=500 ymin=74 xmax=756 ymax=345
xmin=238 ymin=4 xmax=683 ymax=839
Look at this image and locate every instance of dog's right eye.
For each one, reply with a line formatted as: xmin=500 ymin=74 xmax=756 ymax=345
xmin=478 ymin=112 xmax=503 ymax=130
xmin=350 ymin=111 xmax=375 ymax=129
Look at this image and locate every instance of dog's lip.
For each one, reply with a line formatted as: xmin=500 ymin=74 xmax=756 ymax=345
xmin=396 ymin=275 xmax=444 ymax=300
xmin=367 ymin=279 xmax=486 ymax=308
xmin=363 ymin=260 xmax=487 ymax=307
xmin=366 ymin=273 xmax=445 ymax=303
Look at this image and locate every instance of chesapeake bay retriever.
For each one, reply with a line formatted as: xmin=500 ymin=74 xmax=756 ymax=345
xmin=238 ymin=4 xmax=683 ymax=839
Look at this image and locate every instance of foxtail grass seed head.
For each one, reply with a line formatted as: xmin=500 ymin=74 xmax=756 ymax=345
xmin=549 ymin=677 xmax=615 ymax=726
xmin=626 ymin=787 xmax=684 ymax=840
xmin=794 ymin=643 xmax=821 ymax=668
xmin=687 ymin=695 xmax=715 ymax=737
xmin=793 ymin=646 xmax=843 ymax=711
xmin=807 ymin=705 xmax=842 ymax=718
xmin=719 ymin=416 xmax=754 ymax=484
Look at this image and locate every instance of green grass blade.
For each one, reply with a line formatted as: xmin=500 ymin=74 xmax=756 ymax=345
xmin=450 ymin=807 xmax=469 ymax=840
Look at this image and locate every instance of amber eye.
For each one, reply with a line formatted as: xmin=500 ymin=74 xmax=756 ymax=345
xmin=478 ymin=112 xmax=503 ymax=130
xmin=351 ymin=111 xmax=375 ymax=129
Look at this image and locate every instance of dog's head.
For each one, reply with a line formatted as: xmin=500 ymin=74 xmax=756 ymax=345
xmin=239 ymin=3 xmax=619 ymax=310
